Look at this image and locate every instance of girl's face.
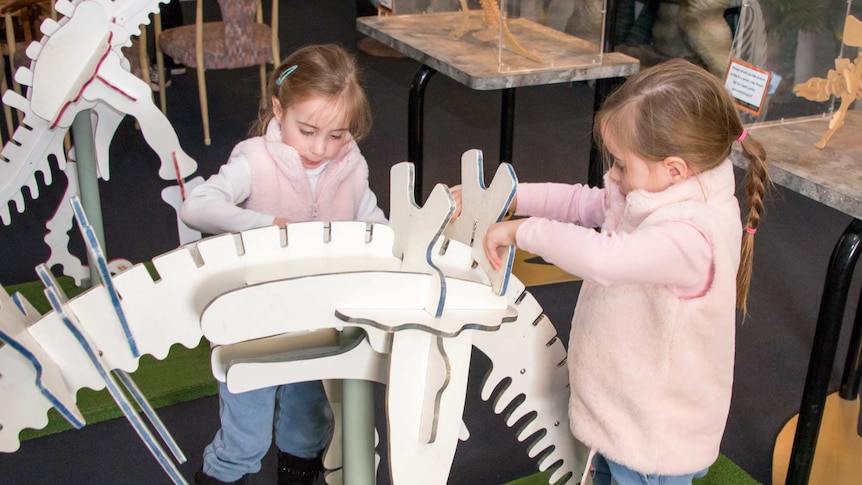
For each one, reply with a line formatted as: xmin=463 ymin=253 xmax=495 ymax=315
xmin=272 ymin=95 xmax=351 ymax=169
xmin=604 ymin=131 xmax=683 ymax=196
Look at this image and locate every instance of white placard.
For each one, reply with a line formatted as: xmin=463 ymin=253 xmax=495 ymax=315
xmin=724 ymin=59 xmax=772 ymax=116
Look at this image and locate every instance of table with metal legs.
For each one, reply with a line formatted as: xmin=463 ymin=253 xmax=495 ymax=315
xmin=357 ymin=11 xmax=638 ymax=200
xmin=742 ymin=111 xmax=862 ymax=485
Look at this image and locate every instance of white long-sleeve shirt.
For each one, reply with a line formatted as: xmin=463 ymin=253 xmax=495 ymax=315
xmin=182 ymin=120 xmax=386 ymax=235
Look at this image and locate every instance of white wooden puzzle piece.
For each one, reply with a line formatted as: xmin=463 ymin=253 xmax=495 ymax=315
xmin=37 ymin=265 xmax=186 ymax=467
xmin=70 ymin=196 xmax=140 ymax=356
xmin=0 ymin=88 xmax=68 ymax=221
xmin=218 ymin=332 xmax=388 ymax=393
xmin=39 ymin=266 xmax=187 ymax=484
xmin=201 ymin=272 xmax=514 ymax=346
xmin=388 ymin=161 xmax=455 ymax=317
xmin=472 ymin=277 xmax=590 ymax=483
xmin=161 ymin=176 xmax=205 ymax=245
xmin=0 ymin=158 xmax=587 ymax=484
xmin=42 ymin=161 xmax=90 ymax=284
xmin=28 ymin=2 xmax=109 ymax=123
xmin=0 ymin=286 xmax=85 ymax=444
xmin=386 ymin=329 xmax=472 ymax=483
xmin=442 ymin=149 xmax=517 ymax=295
xmin=1 ymin=0 xmax=198 ymax=289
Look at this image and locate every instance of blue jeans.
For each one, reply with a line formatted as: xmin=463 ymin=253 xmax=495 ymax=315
xmin=202 ymin=381 xmax=333 ymax=482
xmin=591 ymin=454 xmax=708 ymax=485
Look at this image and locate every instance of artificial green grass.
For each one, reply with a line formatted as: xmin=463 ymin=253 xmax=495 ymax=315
xmin=18 ymin=340 xmax=216 ymax=440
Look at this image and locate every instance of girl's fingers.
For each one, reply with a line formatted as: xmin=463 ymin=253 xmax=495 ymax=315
xmin=484 ymin=239 xmax=501 ymax=270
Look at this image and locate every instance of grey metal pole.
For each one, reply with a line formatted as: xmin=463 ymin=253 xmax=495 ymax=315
xmin=341 ymin=327 xmax=376 ymax=484
xmin=70 ymin=110 xmax=105 ymax=288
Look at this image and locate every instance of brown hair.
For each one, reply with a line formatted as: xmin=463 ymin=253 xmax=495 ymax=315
xmin=594 ymin=58 xmax=770 ymax=313
xmin=252 ymin=44 xmax=372 ymax=141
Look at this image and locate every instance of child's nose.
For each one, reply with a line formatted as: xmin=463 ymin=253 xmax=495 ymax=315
xmin=310 ymin=137 xmax=325 ymax=156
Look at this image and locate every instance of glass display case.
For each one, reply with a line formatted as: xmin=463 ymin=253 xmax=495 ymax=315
xmin=363 ymin=0 xmax=608 ymax=75
xmin=729 ymin=0 xmax=860 ymax=125
xmin=733 ymin=4 xmax=862 ymax=485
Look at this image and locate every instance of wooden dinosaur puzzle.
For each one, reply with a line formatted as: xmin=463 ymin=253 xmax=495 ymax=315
xmin=0 ymin=151 xmax=590 ymax=484
xmin=0 ymin=0 xmax=201 ymax=285
xmin=0 ymin=1 xmax=590 ymax=482
xmin=453 ymin=0 xmax=542 ymax=63
xmin=793 ymin=14 xmax=862 ymax=149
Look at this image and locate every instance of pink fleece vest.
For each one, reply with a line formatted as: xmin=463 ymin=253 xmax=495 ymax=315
xmin=239 ymin=135 xmax=367 ymax=223
xmin=567 ymin=160 xmax=741 ymax=475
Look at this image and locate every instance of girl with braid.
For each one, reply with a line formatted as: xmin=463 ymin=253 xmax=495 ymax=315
xmin=481 ymin=58 xmax=770 ymax=484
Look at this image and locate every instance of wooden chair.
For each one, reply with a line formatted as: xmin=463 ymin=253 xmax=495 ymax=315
xmin=156 ymin=0 xmax=279 ymax=146
xmin=1 ymin=52 xmax=10 ymax=144
xmin=1 ymin=0 xmax=54 ymax=136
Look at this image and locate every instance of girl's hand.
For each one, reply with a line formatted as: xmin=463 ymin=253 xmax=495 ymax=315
xmin=504 ymin=194 xmax=517 ymax=219
xmin=273 ymin=217 xmax=289 ymax=227
xmin=448 ymin=186 xmax=517 ymax=223
xmin=449 ymin=185 xmax=462 ymax=222
xmin=484 ymin=219 xmax=527 ymax=270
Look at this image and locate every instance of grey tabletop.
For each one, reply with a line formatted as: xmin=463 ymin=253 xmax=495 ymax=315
xmin=738 ymin=110 xmax=862 ymax=220
xmin=357 ymin=12 xmax=639 ymax=90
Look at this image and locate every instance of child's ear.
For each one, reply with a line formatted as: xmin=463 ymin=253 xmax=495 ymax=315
xmin=663 ymin=156 xmax=690 ymax=183
xmin=272 ymin=97 xmax=283 ymax=119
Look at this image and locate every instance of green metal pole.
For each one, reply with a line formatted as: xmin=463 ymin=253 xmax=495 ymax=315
xmin=70 ymin=110 xmax=105 ymax=288
xmin=341 ymin=327 xmax=376 ymax=484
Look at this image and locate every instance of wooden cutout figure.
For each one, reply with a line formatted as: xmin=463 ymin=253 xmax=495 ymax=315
xmin=443 ymin=149 xmax=516 ymax=295
xmin=794 ymin=15 xmax=862 ymax=149
xmin=69 ymin=196 xmax=139 ymax=356
xmin=0 ymin=157 xmax=588 ymax=485
xmin=37 ymin=264 xmax=188 ymax=484
xmin=161 ymin=176 xmax=205 ymax=246
xmin=389 ymin=162 xmax=456 ymax=317
xmin=0 ymin=0 xmax=199 ymax=284
xmin=0 ymin=284 xmax=85 ymax=435
xmin=42 ymin=161 xmax=133 ymax=285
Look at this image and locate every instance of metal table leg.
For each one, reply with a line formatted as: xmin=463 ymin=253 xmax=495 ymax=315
xmin=786 ymin=218 xmax=862 ymax=484
xmin=588 ymin=0 xmax=624 ymax=189
xmin=839 ymin=283 xmax=862 ymax=400
xmin=408 ymin=66 xmax=518 ymax=200
xmin=587 ymin=76 xmax=623 ymax=188
xmin=408 ymin=65 xmax=436 ymax=203
xmin=500 ymin=88 xmax=515 ymax=164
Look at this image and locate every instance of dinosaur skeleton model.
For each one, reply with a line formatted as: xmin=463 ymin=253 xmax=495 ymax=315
xmin=0 ymin=150 xmax=590 ymax=484
xmin=793 ymin=14 xmax=862 ymax=149
xmin=0 ymin=0 xmax=199 ymax=283
xmin=454 ymin=0 xmax=542 ymax=63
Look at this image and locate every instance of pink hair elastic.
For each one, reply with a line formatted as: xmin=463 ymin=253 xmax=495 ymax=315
xmin=737 ymin=128 xmax=748 ymax=143
xmin=745 ymin=226 xmax=757 ymax=235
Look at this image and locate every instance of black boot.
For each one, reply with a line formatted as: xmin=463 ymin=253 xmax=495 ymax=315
xmin=277 ymin=450 xmax=323 ymax=485
xmin=193 ymin=467 xmax=248 ymax=485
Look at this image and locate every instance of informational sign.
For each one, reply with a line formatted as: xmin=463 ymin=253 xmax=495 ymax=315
xmin=724 ymin=58 xmax=772 ymax=116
